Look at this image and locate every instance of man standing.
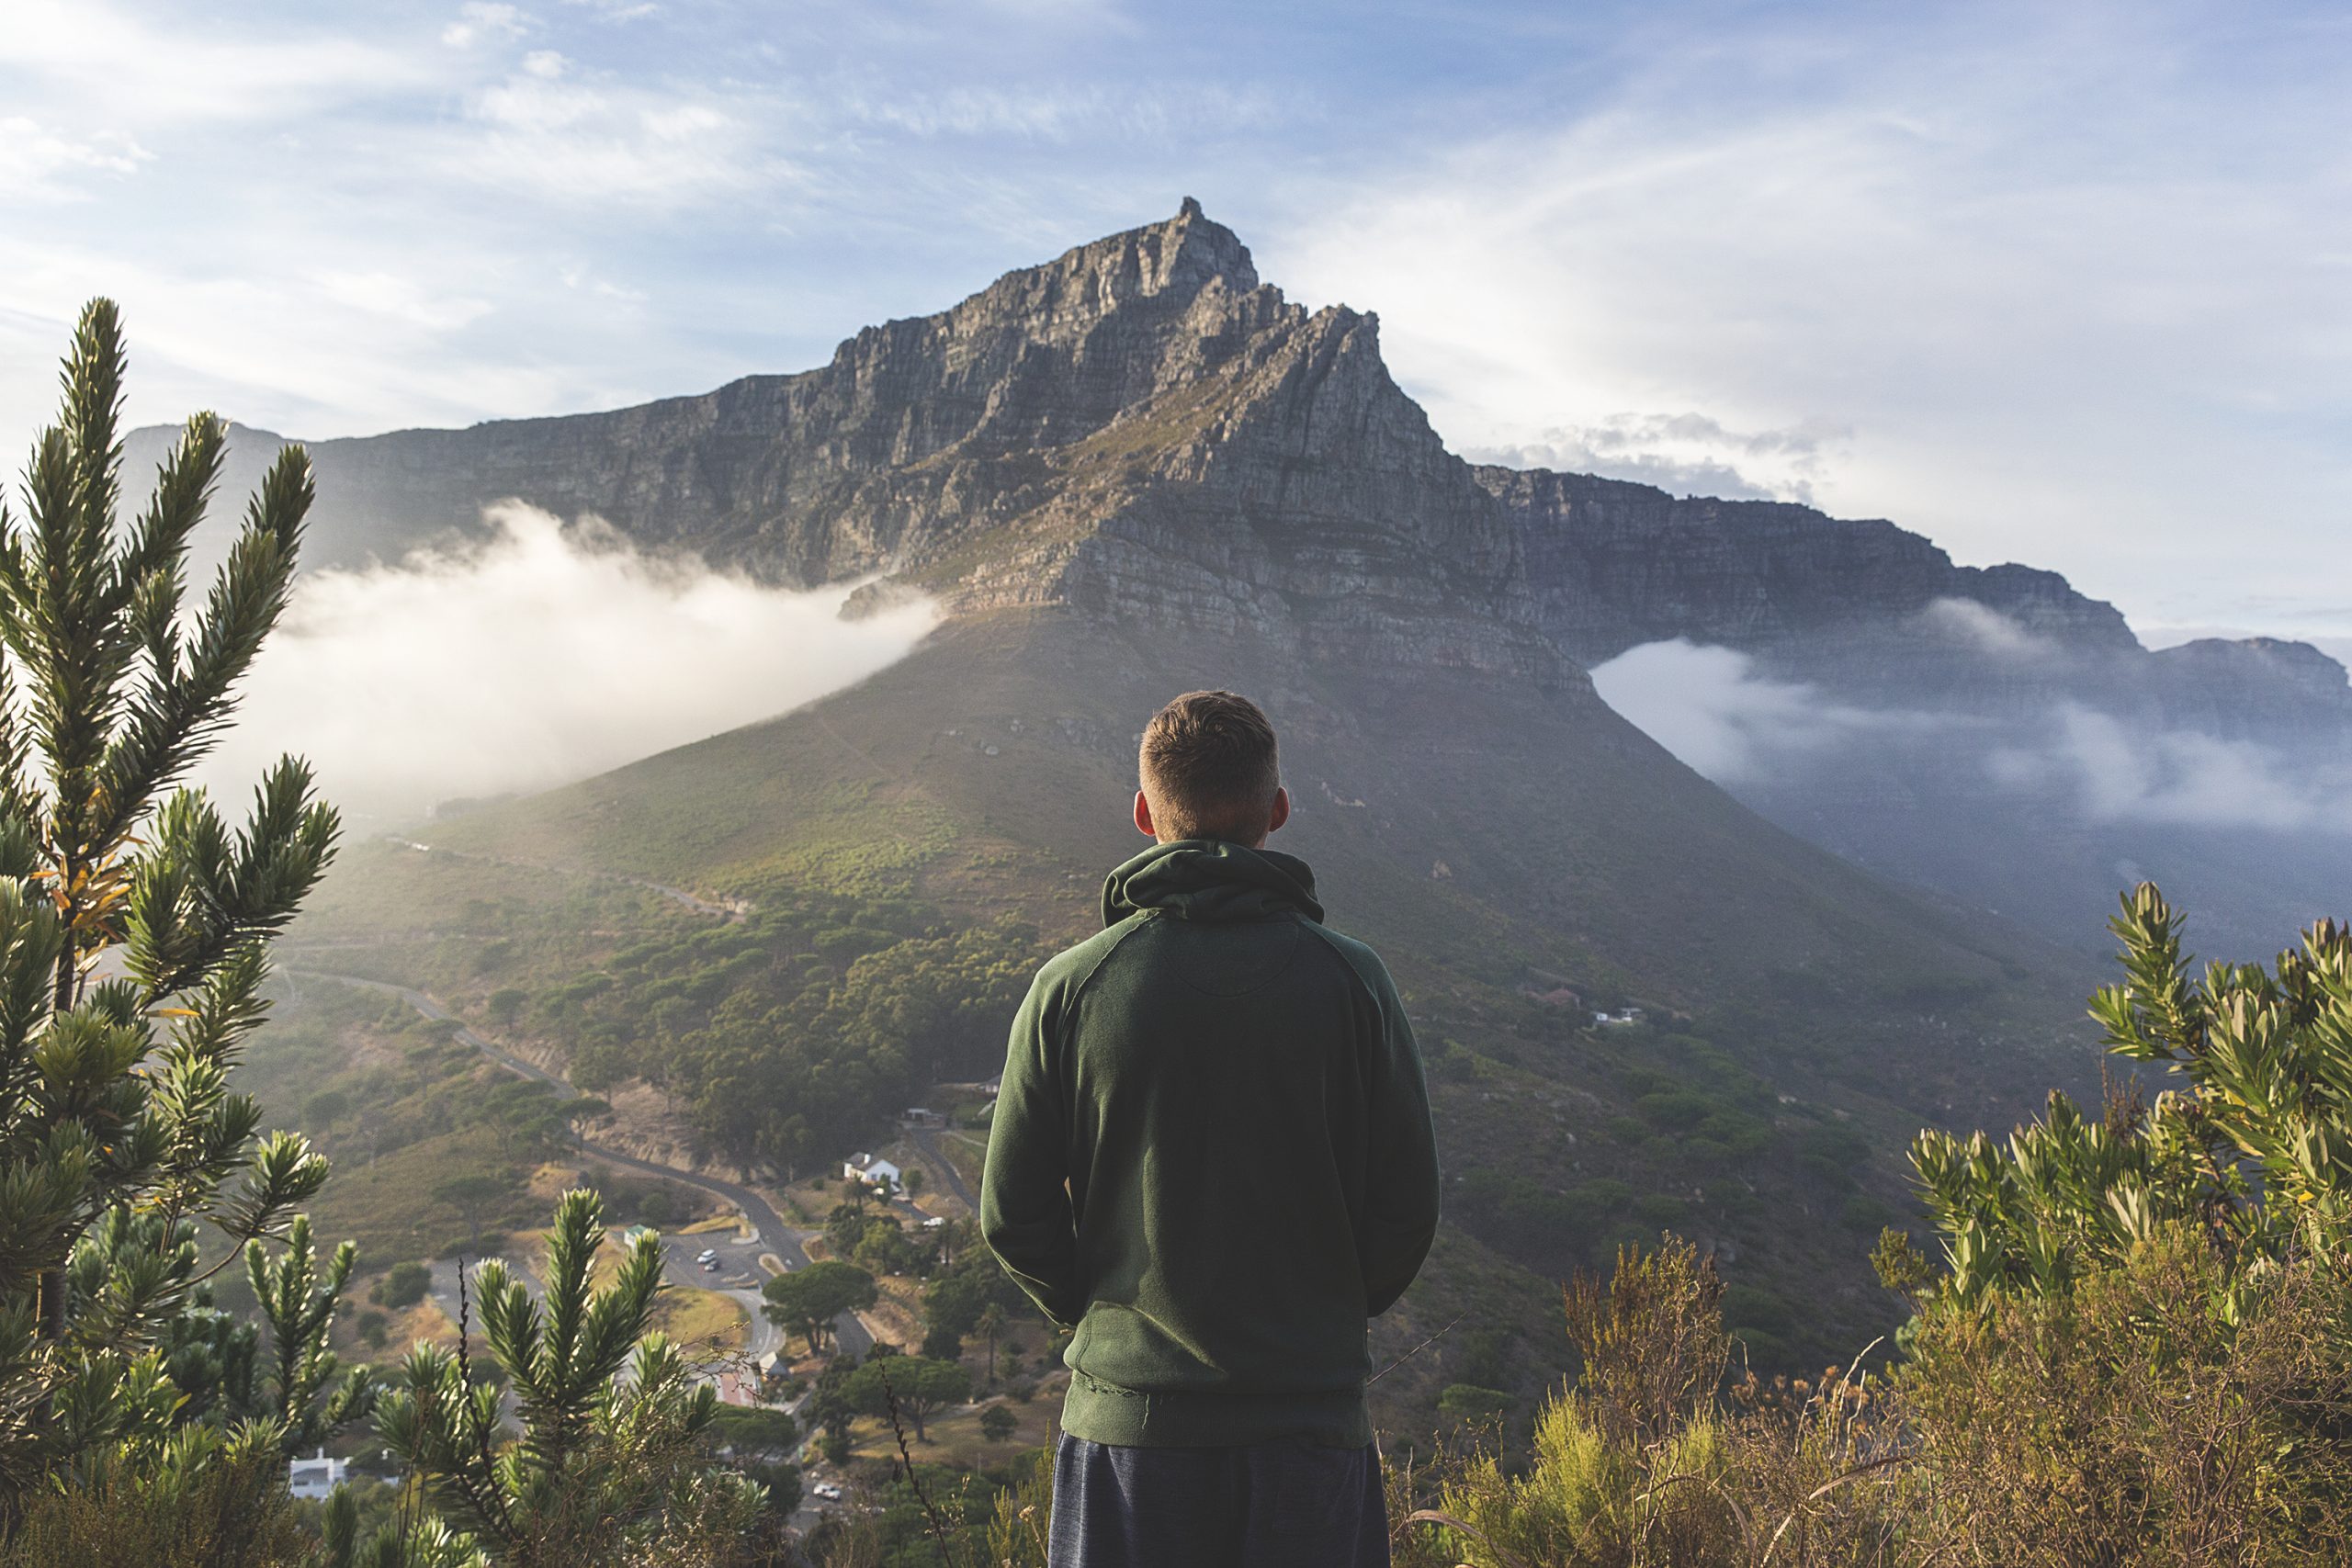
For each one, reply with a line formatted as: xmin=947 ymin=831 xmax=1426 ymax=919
xmin=982 ymin=690 xmax=1441 ymax=1568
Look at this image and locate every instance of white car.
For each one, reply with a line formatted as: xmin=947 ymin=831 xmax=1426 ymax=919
xmin=811 ymin=1482 xmax=843 ymax=1502
xmin=695 ymin=1248 xmax=718 ymax=1264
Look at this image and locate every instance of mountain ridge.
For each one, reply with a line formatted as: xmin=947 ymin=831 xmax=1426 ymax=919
xmin=128 ymin=200 xmax=2352 ymax=953
xmin=132 ymin=200 xmax=2343 ymax=695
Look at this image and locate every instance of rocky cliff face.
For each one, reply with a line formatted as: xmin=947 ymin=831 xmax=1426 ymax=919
xmin=126 ymin=200 xmax=2352 ymax=953
xmin=158 ymin=200 xmax=1560 ymax=684
xmin=1479 ymin=467 xmax=2138 ymax=665
xmin=1478 ymin=464 xmax=2350 ymax=745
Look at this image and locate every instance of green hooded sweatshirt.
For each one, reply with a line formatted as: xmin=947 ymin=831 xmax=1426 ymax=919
xmin=981 ymin=840 xmax=1441 ymax=1449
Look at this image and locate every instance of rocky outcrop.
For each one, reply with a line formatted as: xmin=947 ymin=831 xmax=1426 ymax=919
xmin=1479 ymin=463 xmax=2348 ymax=742
xmin=122 ymin=200 xmax=2352 ymax=953
xmin=1476 ymin=466 xmax=2140 ymax=668
xmin=144 ymin=201 xmax=1564 ymax=683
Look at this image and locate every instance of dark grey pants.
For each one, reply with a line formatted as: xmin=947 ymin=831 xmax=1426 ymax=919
xmin=1048 ymin=1433 xmax=1389 ymax=1568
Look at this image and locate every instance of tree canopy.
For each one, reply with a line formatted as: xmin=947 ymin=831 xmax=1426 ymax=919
xmin=842 ymin=1355 xmax=971 ymax=1443
xmin=761 ymin=1262 xmax=877 ymax=1356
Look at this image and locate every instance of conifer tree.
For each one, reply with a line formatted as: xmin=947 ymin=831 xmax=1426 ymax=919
xmin=0 ymin=299 xmax=343 ymax=1506
xmin=373 ymin=1189 xmax=765 ymax=1566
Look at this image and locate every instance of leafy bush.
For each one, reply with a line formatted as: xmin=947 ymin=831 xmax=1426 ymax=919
xmin=372 ymin=1259 xmax=432 ymax=1310
xmin=1916 ymin=885 xmax=2352 ymax=1301
xmin=1437 ymin=1383 xmax=1512 ymax=1424
xmin=374 ymin=1189 xmax=770 ymax=1566
xmin=1900 ymin=1228 xmax=2352 ymax=1563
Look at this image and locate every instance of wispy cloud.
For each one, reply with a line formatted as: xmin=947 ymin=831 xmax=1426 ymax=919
xmin=0 ymin=1 xmax=431 ymax=126
xmin=1595 ymin=636 xmax=2352 ymax=835
xmin=1919 ymin=598 xmax=2057 ymax=659
xmin=1466 ymin=412 xmax=1847 ymax=502
xmin=448 ymin=53 xmax=781 ymax=207
xmin=1989 ymin=705 xmax=2352 ymax=834
xmin=0 ymin=118 xmax=151 ymax=199
xmin=443 ymin=3 xmax=531 ymax=49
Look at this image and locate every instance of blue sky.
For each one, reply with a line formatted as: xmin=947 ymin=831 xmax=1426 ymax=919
xmin=4 ymin=0 xmax=2348 ymax=653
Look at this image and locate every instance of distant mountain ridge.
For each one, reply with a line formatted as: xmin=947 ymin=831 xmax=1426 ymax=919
xmin=1483 ymin=465 xmax=2347 ymax=728
xmin=128 ymin=199 xmax=2352 ymax=953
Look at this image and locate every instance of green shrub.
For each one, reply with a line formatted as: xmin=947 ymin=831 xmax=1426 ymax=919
xmin=371 ymin=1260 xmax=431 ymax=1311
xmin=1634 ymin=1194 xmax=1688 ymax=1230
xmin=1635 ymin=1090 xmax=1713 ymax=1131
xmin=1437 ymin=1383 xmax=1511 ymax=1424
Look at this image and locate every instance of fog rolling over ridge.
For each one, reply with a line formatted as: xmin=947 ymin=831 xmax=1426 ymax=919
xmin=1591 ymin=630 xmax=2352 ymax=833
xmin=193 ymin=500 xmax=935 ymax=820
xmin=1588 ymin=618 xmax=2352 ymax=958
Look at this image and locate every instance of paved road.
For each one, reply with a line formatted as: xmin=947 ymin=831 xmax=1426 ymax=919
xmin=381 ymin=838 xmax=750 ymax=923
xmin=294 ymin=970 xmax=866 ymax=1362
xmin=907 ymin=1125 xmax=978 ymax=1212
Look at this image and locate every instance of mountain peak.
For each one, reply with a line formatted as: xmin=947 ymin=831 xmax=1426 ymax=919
xmin=945 ymin=197 xmax=1260 ymax=333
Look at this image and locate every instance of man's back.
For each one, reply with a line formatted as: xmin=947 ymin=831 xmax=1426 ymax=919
xmin=981 ymin=839 xmax=1441 ymax=1450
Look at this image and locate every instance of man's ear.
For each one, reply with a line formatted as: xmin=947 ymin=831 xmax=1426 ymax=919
xmin=1134 ymin=790 xmax=1157 ymax=839
xmin=1265 ymin=785 xmax=1291 ymax=836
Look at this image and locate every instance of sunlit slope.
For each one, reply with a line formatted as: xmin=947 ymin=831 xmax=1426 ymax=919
xmin=424 ymin=606 xmax=2089 ymax=1113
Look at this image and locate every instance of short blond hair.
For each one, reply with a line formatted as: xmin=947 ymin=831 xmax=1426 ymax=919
xmin=1138 ymin=691 xmax=1280 ymax=842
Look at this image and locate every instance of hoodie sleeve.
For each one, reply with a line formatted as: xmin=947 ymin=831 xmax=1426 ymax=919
xmin=981 ymin=966 xmax=1083 ymax=1327
xmin=1339 ymin=945 xmax=1441 ymax=1316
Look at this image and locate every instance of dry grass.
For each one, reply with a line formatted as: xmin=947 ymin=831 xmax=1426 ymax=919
xmin=839 ymin=1383 xmax=1068 ymax=1470
xmin=650 ymin=1285 xmax=748 ymax=1356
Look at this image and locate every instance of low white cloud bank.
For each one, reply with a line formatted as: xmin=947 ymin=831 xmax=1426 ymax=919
xmin=1595 ymin=638 xmax=2352 ymax=835
xmin=198 ymin=502 xmax=934 ymax=819
xmin=1990 ymin=706 xmax=2352 ymax=835
xmin=1589 ymin=639 xmax=1896 ymax=782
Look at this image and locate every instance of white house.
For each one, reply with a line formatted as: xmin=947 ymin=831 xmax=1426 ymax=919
xmin=288 ymin=1450 xmax=347 ymax=1501
xmin=843 ymin=1153 xmax=903 ymax=1190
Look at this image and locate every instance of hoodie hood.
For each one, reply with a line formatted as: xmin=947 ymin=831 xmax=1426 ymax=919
xmin=1102 ymin=840 xmax=1325 ymax=927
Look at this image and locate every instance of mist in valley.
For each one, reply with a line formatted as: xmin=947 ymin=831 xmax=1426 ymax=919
xmin=1589 ymin=617 xmax=2352 ymax=954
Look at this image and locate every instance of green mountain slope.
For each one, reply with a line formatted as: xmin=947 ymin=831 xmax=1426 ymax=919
xmin=299 ymin=604 xmax=2093 ymax=1408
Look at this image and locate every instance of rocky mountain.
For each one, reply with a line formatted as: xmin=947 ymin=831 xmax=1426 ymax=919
xmin=229 ymin=202 xmax=2139 ymax=1396
xmin=133 ymin=199 xmax=2349 ymax=960
xmin=142 ymin=201 xmax=1553 ymax=682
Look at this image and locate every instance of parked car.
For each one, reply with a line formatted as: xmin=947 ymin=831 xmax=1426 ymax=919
xmin=811 ymin=1482 xmax=843 ymax=1502
xmin=695 ymin=1248 xmax=718 ymax=1264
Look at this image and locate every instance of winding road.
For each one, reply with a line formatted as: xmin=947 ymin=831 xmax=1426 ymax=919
xmin=380 ymin=838 xmax=750 ymax=922
xmin=907 ymin=1125 xmax=978 ymax=1211
xmin=293 ymin=970 xmax=868 ymax=1362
